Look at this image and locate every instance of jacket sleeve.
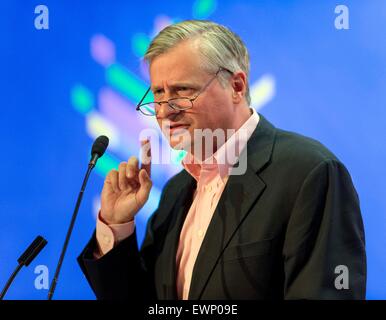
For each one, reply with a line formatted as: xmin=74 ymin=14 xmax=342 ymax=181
xmin=77 ymin=182 xmax=172 ymax=300
xmin=283 ymin=159 xmax=366 ymax=299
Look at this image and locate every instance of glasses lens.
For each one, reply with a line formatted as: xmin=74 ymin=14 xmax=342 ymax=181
xmin=169 ymin=98 xmax=192 ymax=110
xmin=138 ymin=98 xmax=192 ymax=116
xmin=139 ymin=103 xmax=156 ymax=116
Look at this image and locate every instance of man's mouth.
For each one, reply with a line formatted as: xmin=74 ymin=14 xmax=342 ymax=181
xmin=169 ymin=124 xmax=190 ymax=134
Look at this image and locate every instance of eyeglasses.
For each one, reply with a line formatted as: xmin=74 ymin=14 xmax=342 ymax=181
xmin=136 ymin=67 xmax=233 ymax=116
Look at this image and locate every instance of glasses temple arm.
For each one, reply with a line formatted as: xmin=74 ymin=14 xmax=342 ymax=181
xmin=136 ymin=86 xmax=152 ymax=110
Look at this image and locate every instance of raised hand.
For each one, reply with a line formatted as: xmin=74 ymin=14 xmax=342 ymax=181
xmin=100 ymin=139 xmax=152 ymax=225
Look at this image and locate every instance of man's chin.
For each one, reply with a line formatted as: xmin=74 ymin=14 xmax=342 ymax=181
xmin=169 ymin=137 xmax=192 ymax=151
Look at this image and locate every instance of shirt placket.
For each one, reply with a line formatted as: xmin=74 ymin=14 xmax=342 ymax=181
xmin=195 ymin=170 xmax=217 ymax=241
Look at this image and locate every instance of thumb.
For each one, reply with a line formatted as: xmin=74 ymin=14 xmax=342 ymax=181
xmin=136 ymin=169 xmax=152 ymax=206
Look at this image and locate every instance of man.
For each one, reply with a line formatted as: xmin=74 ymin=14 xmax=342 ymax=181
xmin=78 ymin=20 xmax=366 ymax=300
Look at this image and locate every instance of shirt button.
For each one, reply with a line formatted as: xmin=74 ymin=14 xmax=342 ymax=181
xmin=205 ymin=185 xmax=212 ymax=192
xmin=103 ymin=235 xmax=111 ymax=245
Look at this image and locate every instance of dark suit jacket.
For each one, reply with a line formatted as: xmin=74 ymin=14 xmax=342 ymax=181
xmin=78 ymin=114 xmax=366 ymax=300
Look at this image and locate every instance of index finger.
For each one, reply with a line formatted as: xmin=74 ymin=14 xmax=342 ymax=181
xmin=140 ymin=138 xmax=151 ymax=177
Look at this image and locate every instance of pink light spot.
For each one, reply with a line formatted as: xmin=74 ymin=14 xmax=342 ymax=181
xmin=99 ymin=87 xmax=142 ymax=136
xmin=90 ymin=34 xmax=116 ymax=67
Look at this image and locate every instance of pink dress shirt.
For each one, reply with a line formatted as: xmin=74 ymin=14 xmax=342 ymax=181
xmin=95 ymin=108 xmax=260 ymax=299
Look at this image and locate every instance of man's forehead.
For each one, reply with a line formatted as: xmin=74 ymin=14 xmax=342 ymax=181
xmin=149 ymin=40 xmax=204 ymax=74
xmin=149 ymin=62 xmax=206 ymax=90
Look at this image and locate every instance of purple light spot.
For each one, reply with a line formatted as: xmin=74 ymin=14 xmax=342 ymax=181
xmin=90 ymin=34 xmax=116 ymax=67
xmin=99 ymin=87 xmax=143 ymax=137
xmin=140 ymin=59 xmax=150 ymax=81
xmin=152 ymin=15 xmax=173 ymax=36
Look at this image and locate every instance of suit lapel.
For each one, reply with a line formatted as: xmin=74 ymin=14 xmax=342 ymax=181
xmin=188 ymin=114 xmax=277 ymax=299
xmin=159 ymin=173 xmax=196 ymax=299
xmin=188 ymin=167 xmax=266 ymax=299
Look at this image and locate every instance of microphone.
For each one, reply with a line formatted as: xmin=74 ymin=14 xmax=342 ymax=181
xmin=89 ymin=135 xmax=109 ymax=167
xmin=47 ymin=135 xmax=109 ymax=300
xmin=0 ymin=236 xmax=48 ymax=300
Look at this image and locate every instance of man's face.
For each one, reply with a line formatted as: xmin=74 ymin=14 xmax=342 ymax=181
xmin=149 ymin=40 xmax=235 ymax=153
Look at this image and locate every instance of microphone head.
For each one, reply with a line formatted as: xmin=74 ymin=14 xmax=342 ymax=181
xmin=91 ymin=135 xmax=109 ymax=157
xmin=18 ymin=235 xmax=48 ymax=267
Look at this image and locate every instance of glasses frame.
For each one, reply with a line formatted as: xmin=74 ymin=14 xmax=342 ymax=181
xmin=135 ymin=67 xmax=233 ymax=116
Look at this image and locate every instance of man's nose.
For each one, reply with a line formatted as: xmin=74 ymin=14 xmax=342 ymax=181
xmin=156 ymin=101 xmax=180 ymax=119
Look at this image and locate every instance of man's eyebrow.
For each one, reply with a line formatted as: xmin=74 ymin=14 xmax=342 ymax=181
xmin=151 ymin=82 xmax=197 ymax=92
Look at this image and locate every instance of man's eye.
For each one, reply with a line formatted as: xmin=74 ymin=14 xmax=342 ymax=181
xmin=153 ymin=91 xmax=164 ymax=100
xmin=178 ymin=87 xmax=192 ymax=93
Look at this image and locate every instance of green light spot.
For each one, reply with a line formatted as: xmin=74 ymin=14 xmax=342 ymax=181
xmin=193 ymin=0 xmax=217 ymax=19
xmin=173 ymin=150 xmax=187 ymax=164
xmin=106 ymin=63 xmax=153 ymax=102
xmin=132 ymin=33 xmax=151 ymax=58
xmin=95 ymin=152 xmax=120 ymax=177
xmin=71 ymin=85 xmax=94 ymax=114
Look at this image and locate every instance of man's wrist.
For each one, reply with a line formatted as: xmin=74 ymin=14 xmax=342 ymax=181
xmin=99 ymin=212 xmax=134 ymax=225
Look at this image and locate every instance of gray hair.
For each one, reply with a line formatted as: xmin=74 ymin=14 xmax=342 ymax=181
xmin=144 ymin=20 xmax=251 ymax=105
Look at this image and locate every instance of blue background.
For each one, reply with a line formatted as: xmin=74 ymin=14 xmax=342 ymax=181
xmin=0 ymin=0 xmax=385 ymax=299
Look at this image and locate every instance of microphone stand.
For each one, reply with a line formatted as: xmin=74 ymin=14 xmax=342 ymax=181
xmin=0 ymin=265 xmax=22 ymax=300
xmin=47 ymin=161 xmax=95 ymax=300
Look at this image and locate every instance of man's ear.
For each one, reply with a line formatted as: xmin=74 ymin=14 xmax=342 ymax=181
xmin=231 ymin=71 xmax=247 ymax=104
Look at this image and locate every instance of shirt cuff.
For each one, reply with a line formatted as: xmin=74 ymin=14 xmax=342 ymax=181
xmin=95 ymin=211 xmax=135 ymax=257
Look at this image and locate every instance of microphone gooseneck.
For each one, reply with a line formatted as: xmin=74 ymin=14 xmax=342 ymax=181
xmin=0 ymin=236 xmax=47 ymax=300
xmin=47 ymin=135 xmax=109 ymax=300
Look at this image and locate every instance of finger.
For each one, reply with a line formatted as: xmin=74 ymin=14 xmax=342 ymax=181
xmin=118 ymin=162 xmax=129 ymax=190
xmin=126 ymin=156 xmax=139 ymax=180
xmin=136 ymin=168 xmax=152 ymax=206
xmin=140 ymin=138 xmax=151 ymax=177
xmin=105 ymin=170 xmax=120 ymax=193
